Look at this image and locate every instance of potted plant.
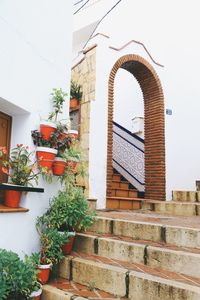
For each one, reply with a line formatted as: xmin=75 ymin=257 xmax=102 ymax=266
xmin=37 ymin=187 xmax=96 ymax=255
xmin=33 ymin=226 xmax=69 ymax=284
xmin=0 ymin=249 xmax=42 ymax=299
xmin=70 ymin=80 xmax=82 ymax=109
xmin=40 ymin=88 xmax=67 ymax=140
xmin=66 ymin=142 xmax=81 ymax=170
xmin=52 ymin=152 xmax=67 ymax=176
xmin=0 ymin=144 xmax=44 ymax=208
xmin=32 ymin=126 xmax=71 ymax=172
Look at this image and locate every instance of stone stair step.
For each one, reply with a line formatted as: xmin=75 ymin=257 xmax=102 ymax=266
xmin=88 ymin=216 xmax=200 ymax=248
xmin=141 ymin=199 xmax=200 ymax=216
xmin=106 ymin=197 xmax=142 ymax=210
xmin=58 ymin=253 xmax=200 ymax=300
xmin=172 ymin=191 xmax=197 ymax=202
xmin=73 ymin=232 xmax=200 ymax=278
xmin=42 ymin=278 xmax=124 ymax=300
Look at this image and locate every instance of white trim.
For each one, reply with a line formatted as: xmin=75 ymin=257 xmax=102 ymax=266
xmin=37 ymin=263 xmax=52 ymax=269
xmin=40 ymin=120 xmax=57 ymax=128
xmin=68 ymin=129 xmax=78 ymax=135
xmin=54 ymin=157 xmax=66 ymax=162
xmin=36 ymin=147 xmax=58 ymax=155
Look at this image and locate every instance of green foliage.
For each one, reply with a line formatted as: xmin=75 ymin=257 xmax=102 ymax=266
xmin=35 ymin=226 xmax=70 ymax=265
xmin=37 ymin=187 xmax=96 ymax=232
xmin=70 ymin=80 xmax=82 ymax=101
xmin=0 ymin=249 xmax=38 ymax=299
xmin=48 ymin=88 xmax=67 ymax=122
xmin=0 ymin=144 xmax=42 ymax=186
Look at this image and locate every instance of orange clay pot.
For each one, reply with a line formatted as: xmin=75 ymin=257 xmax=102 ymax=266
xmin=37 ymin=264 xmax=51 ymax=285
xmin=40 ymin=121 xmax=56 ymax=140
xmin=61 ymin=234 xmax=75 ymax=255
xmin=70 ymin=98 xmax=78 ymax=109
xmin=4 ymin=190 xmax=22 ymax=208
xmin=36 ymin=147 xmax=57 ymax=171
xmin=52 ymin=158 xmax=67 ymax=176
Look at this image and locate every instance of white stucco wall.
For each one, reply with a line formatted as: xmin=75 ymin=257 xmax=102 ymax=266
xmin=74 ymin=0 xmax=200 ymax=206
xmin=0 ymin=0 xmax=73 ymax=256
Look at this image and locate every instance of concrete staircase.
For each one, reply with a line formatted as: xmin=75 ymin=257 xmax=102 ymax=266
xmin=42 ymin=207 xmax=200 ymax=300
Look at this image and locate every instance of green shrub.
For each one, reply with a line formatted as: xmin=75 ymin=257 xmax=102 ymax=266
xmin=37 ymin=187 xmax=96 ymax=232
xmin=0 ymin=249 xmax=38 ymax=299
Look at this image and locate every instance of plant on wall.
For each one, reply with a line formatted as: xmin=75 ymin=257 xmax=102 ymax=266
xmin=70 ymin=80 xmax=82 ymax=108
xmin=48 ymin=88 xmax=68 ymax=123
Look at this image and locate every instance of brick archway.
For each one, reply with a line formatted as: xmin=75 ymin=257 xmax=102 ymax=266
xmin=107 ymin=54 xmax=166 ymax=201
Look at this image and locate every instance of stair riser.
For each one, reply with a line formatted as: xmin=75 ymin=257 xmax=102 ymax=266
xmin=153 ymin=202 xmax=197 ymax=217
xmin=129 ymin=271 xmax=200 ymax=300
xmin=89 ymin=218 xmax=200 ymax=248
xmin=106 ymin=199 xmax=141 ymax=210
xmin=111 ymin=190 xmax=138 ymax=198
xmin=41 ymin=286 xmax=73 ymax=300
xmin=173 ymin=191 xmax=197 ymax=202
xmin=74 ymin=234 xmax=200 ymax=278
xmin=72 ymin=258 xmax=127 ymax=297
xmin=111 ymin=182 xmax=129 ymax=189
xmin=112 ymin=175 xmax=121 ymax=182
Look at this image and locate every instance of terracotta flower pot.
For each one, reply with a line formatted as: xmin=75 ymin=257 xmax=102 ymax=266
xmin=30 ymin=283 xmax=42 ymax=300
xmin=68 ymin=130 xmax=78 ymax=139
xmin=52 ymin=157 xmax=67 ymax=176
xmin=37 ymin=264 xmax=51 ymax=285
xmin=70 ymin=98 xmax=78 ymax=109
xmin=4 ymin=190 xmax=22 ymax=208
xmin=60 ymin=130 xmax=68 ymax=140
xmin=61 ymin=233 xmax=76 ymax=255
xmin=36 ymin=147 xmax=58 ymax=171
xmin=67 ymin=160 xmax=77 ymax=170
xmin=40 ymin=121 xmax=57 ymax=140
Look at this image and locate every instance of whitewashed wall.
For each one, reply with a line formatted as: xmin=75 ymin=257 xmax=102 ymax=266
xmin=0 ymin=0 xmax=73 ymax=256
xmin=74 ymin=0 xmax=200 ymax=207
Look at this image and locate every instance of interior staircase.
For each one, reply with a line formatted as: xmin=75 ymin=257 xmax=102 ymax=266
xmin=42 ymin=191 xmax=200 ymax=300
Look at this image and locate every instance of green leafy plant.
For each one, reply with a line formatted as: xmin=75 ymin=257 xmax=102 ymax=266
xmin=35 ymin=226 xmax=70 ymax=265
xmin=37 ymin=187 xmax=96 ymax=232
xmin=0 ymin=144 xmax=43 ymax=186
xmin=70 ymin=80 xmax=82 ymax=102
xmin=48 ymin=88 xmax=68 ymax=122
xmin=0 ymin=249 xmax=39 ymax=299
xmin=31 ymin=129 xmax=71 ymax=152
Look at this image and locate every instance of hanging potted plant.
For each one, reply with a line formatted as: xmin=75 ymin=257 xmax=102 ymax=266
xmin=66 ymin=142 xmax=81 ymax=170
xmin=40 ymin=88 xmax=67 ymax=140
xmin=0 ymin=145 xmax=44 ymax=208
xmin=52 ymin=153 xmax=67 ymax=176
xmin=70 ymin=80 xmax=82 ymax=109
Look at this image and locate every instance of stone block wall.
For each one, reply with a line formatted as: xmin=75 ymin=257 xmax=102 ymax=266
xmin=71 ymin=46 xmax=97 ymax=196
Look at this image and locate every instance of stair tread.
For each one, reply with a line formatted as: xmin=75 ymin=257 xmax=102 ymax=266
xmin=43 ymin=278 xmax=126 ymax=300
xmin=96 ymin=210 xmax=200 ymax=229
xmin=107 ymin=196 xmax=143 ymax=201
xmin=71 ymin=251 xmax=200 ymax=289
xmin=111 ymin=187 xmax=137 ymax=192
xmin=76 ymin=231 xmax=200 ymax=255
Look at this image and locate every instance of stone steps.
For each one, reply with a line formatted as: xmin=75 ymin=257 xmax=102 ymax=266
xmin=56 ymin=254 xmax=200 ymax=300
xmin=42 ymin=278 xmax=123 ymax=300
xmin=74 ymin=232 xmax=200 ymax=278
xmin=141 ymin=199 xmax=200 ymax=216
xmin=89 ymin=216 xmax=200 ymax=248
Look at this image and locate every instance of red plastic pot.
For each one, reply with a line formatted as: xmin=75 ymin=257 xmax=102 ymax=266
xmin=52 ymin=158 xmax=67 ymax=176
xmin=36 ymin=147 xmax=58 ymax=171
xmin=62 ymin=234 xmax=75 ymax=255
xmin=70 ymin=98 xmax=78 ymax=109
xmin=40 ymin=121 xmax=56 ymax=140
xmin=37 ymin=264 xmax=51 ymax=285
xmin=4 ymin=190 xmax=22 ymax=208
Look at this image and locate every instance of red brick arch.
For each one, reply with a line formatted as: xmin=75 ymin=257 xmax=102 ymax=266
xmin=107 ymin=54 xmax=166 ymax=201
